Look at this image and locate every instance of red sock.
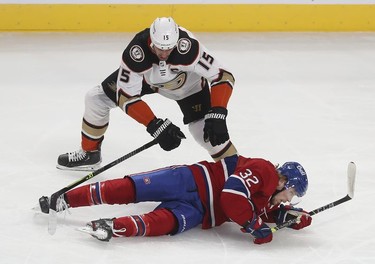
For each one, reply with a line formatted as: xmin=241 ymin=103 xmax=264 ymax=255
xmin=113 ymin=208 xmax=177 ymax=237
xmin=66 ymin=177 xmax=136 ymax=207
xmin=81 ymin=133 xmax=103 ymax=152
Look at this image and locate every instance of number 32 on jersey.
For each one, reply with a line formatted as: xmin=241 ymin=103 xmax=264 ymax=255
xmin=239 ymin=169 xmax=259 ymax=188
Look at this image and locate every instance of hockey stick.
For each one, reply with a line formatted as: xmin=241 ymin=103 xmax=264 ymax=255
xmin=45 ymin=139 xmax=158 ymax=235
xmin=271 ymin=161 xmax=356 ymax=233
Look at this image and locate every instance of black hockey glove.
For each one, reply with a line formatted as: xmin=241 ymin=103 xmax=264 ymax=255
xmin=275 ymin=204 xmax=312 ymax=230
xmin=203 ymin=107 xmax=229 ymax=146
xmin=147 ymin=118 xmax=186 ymax=151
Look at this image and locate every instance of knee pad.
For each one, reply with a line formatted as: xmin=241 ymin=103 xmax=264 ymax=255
xmin=83 ymin=85 xmax=116 ymax=125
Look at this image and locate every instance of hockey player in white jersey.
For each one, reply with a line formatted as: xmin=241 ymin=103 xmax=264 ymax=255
xmin=57 ymin=17 xmax=237 ymax=170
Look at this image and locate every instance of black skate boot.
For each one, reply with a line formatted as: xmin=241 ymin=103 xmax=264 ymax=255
xmin=78 ymin=219 xmax=114 ymax=242
xmin=56 ymin=148 xmax=101 ymax=171
xmin=37 ymin=195 xmax=69 ymax=214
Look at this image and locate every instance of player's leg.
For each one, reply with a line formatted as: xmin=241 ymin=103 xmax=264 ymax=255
xmin=84 ymin=201 xmax=203 ymax=241
xmin=63 ymin=165 xmax=199 ymax=207
xmin=111 ymin=208 xmax=178 ymax=237
xmin=176 ymin=83 xmax=237 ymax=161
xmin=189 ymin=119 xmax=237 ymax=161
xmin=64 ymin=177 xmax=136 ymax=208
xmin=75 ymin=166 xmax=203 ymax=241
xmin=57 ymin=71 xmax=118 ymax=170
xmin=129 ymin=165 xmax=200 ymax=202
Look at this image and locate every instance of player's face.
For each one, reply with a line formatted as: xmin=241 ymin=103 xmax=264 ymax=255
xmin=152 ymin=45 xmax=174 ymax=61
xmin=270 ymin=188 xmax=297 ymax=205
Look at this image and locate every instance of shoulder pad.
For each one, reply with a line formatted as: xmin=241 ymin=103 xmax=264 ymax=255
xmin=122 ymin=28 xmax=157 ymax=73
xmin=168 ymin=29 xmax=200 ymax=66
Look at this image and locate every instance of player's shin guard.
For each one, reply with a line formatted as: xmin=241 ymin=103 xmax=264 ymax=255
xmin=81 ymin=132 xmax=103 ymax=152
xmin=211 ymin=141 xmax=237 ymax=161
xmin=113 ymin=208 xmax=177 ymax=237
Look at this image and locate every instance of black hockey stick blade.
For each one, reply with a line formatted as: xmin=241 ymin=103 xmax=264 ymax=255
xmin=271 ymin=161 xmax=356 ymax=233
xmin=46 ymin=139 xmax=158 ymax=235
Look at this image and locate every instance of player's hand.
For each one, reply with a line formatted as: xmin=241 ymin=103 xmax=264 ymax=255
xmin=275 ymin=204 xmax=312 ymax=230
xmin=147 ymin=118 xmax=186 ymax=151
xmin=241 ymin=214 xmax=273 ymax=244
xmin=203 ymin=107 xmax=229 ymax=146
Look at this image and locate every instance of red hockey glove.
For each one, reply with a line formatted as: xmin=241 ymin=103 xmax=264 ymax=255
xmin=275 ymin=204 xmax=312 ymax=230
xmin=147 ymin=118 xmax=186 ymax=151
xmin=241 ymin=215 xmax=273 ymax=245
xmin=203 ymin=107 xmax=229 ymax=146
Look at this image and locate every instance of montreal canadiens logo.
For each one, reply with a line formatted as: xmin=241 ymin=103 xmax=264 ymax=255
xmin=143 ymin=177 xmax=151 ymax=184
xmin=130 ymin=45 xmax=144 ymax=62
xmin=177 ymin=38 xmax=191 ymax=54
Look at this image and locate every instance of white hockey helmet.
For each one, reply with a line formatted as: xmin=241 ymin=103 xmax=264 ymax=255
xmin=150 ymin=17 xmax=179 ymax=50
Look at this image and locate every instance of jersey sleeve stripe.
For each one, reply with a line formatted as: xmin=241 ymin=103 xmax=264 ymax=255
xmin=220 ymin=158 xmax=229 ymax=181
xmin=228 ymin=175 xmax=251 ymax=198
xmin=221 ymin=189 xmax=247 ymax=199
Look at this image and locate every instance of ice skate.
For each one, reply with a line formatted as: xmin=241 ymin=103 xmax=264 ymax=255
xmin=77 ymin=219 xmax=114 ymax=242
xmin=33 ymin=195 xmax=69 ymax=214
xmin=57 ymin=148 xmax=101 ymax=171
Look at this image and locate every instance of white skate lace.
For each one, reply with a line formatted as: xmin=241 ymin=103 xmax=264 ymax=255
xmin=56 ymin=194 xmax=71 ymax=215
xmin=113 ymin=227 xmax=127 ymax=238
xmin=68 ymin=149 xmax=87 ymax=162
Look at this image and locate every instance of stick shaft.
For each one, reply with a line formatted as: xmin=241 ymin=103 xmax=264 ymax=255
xmin=49 ymin=139 xmax=158 ymax=210
xmin=271 ymin=194 xmax=351 ymax=232
xmin=271 ymin=162 xmax=356 ymax=233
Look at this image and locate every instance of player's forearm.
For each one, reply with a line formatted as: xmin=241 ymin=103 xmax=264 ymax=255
xmin=209 ymin=69 xmax=234 ymax=108
xmin=125 ymin=99 xmax=156 ymax=126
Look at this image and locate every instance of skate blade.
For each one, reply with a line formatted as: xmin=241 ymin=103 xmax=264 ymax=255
xmin=76 ymin=226 xmax=97 ymax=237
xmin=56 ymin=164 xmax=101 ymax=172
xmin=76 ymin=226 xmax=111 ymax=242
xmin=77 ymin=226 xmax=91 ymax=233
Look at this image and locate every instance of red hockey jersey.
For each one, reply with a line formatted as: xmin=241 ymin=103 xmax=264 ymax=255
xmin=189 ymin=155 xmax=279 ymax=229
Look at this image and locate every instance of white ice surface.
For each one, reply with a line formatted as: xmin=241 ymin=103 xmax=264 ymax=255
xmin=0 ymin=32 xmax=374 ymax=264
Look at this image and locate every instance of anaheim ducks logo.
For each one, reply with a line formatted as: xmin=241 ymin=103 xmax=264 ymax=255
xmin=152 ymin=72 xmax=187 ymax=90
xmin=129 ymin=45 xmax=144 ymax=62
xmin=177 ymin=38 xmax=191 ymax=54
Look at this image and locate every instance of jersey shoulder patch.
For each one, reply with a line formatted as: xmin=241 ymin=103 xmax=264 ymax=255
xmin=168 ymin=29 xmax=199 ymax=66
xmin=122 ymin=28 xmax=157 ymax=73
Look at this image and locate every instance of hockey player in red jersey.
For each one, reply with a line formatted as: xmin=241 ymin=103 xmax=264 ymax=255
xmin=57 ymin=17 xmax=237 ymax=170
xmin=49 ymin=155 xmax=312 ymax=244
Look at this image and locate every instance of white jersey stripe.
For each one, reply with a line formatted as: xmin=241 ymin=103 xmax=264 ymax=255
xmin=221 ymin=189 xmax=247 ymax=198
xmin=230 ymin=175 xmax=251 ymax=199
xmin=221 ymin=158 xmax=229 ymax=181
